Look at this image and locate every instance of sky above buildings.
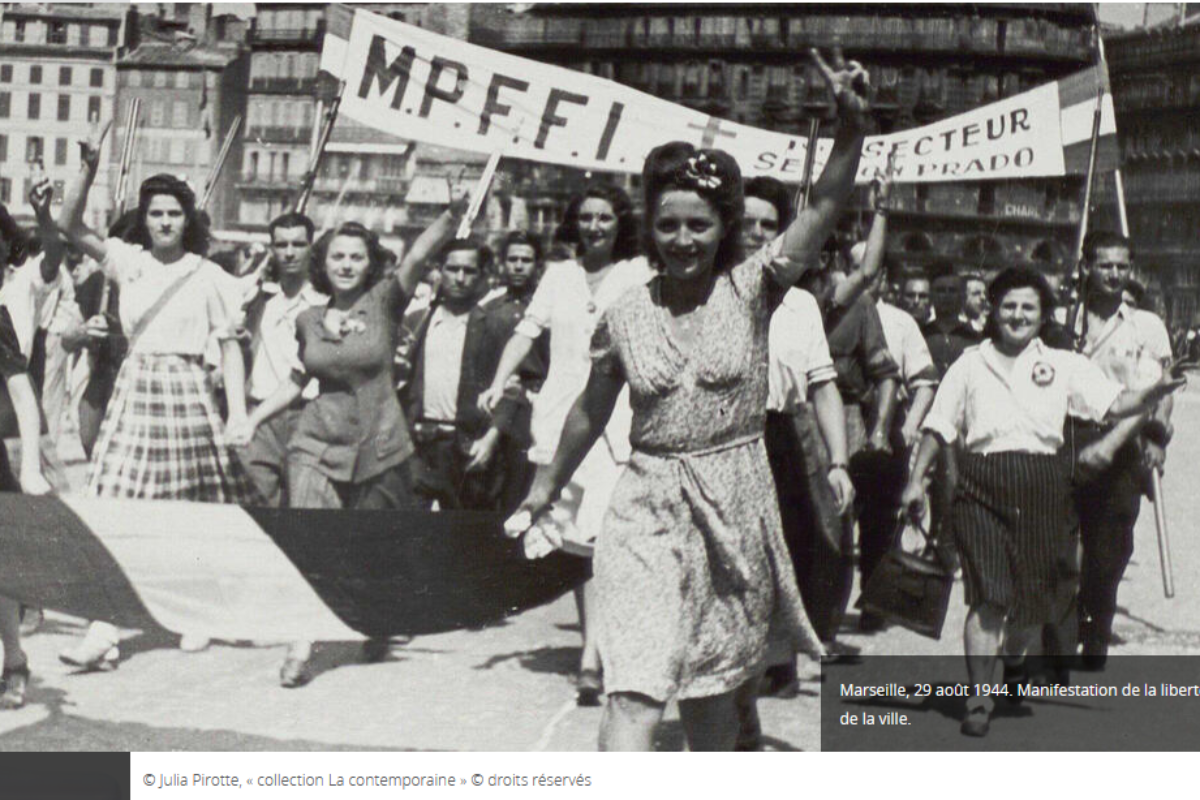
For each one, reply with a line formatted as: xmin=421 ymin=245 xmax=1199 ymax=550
xmin=1098 ymin=3 xmax=1187 ymax=28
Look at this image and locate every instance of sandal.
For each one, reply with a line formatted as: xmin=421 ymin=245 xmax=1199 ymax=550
xmin=0 ymin=662 xmax=30 ymax=710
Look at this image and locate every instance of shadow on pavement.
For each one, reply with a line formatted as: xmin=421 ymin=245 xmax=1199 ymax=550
xmin=473 ymin=645 xmax=579 ymax=676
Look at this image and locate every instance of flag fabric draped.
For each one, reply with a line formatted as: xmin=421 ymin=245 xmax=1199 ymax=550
xmin=318 ymin=5 xmax=1118 ymax=185
xmin=0 ymin=495 xmax=588 ymax=641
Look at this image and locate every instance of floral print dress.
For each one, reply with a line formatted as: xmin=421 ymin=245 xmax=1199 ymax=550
xmin=589 ymin=246 xmax=821 ymax=702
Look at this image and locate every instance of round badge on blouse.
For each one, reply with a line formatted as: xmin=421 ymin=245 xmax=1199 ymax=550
xmin=1032 ymin=361 xmax=1056 ymax=387
xmin=586 ymin=301 xmax=597 ymax=314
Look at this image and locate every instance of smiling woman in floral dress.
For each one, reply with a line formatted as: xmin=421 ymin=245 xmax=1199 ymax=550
xmin=506 ymin=50 xmax=871 ymax=751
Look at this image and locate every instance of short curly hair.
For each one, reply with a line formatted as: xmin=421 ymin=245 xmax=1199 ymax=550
xmin=554 ymin=182 xmax=639 ymax=263
xmin=309 ymin=221 xmax=394 ymax=297
xmin=128 ymin=174 xmax=210 ymax=256
xmin=985 ymin=267 xmax=1057 ymax=342
xmin=642 ymin=141 xmax=744 ymax=273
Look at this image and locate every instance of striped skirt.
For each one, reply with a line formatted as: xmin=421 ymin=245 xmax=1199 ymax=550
xmin=952 ymin=451 xmax=1075 ymax=626
xmin=87 ymin=353 xmax=260 ymax=504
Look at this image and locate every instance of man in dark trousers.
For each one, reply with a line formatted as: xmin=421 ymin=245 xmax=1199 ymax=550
xmin=402 ymin=237 xmax=542 ymax=511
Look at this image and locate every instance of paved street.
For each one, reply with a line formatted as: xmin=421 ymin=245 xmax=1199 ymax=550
xmin=1 ymin=381 xmax=1198 ymax=751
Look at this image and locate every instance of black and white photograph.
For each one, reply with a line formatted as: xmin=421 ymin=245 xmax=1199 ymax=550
xmin=0 ymin=1 xmax=1196 ymax=754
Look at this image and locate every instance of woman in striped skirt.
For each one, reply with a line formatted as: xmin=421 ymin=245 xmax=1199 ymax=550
xmin=901 ymin=268 xmax=1185 ymax=738
xmin=55 ymin=125 xmax=258 ymax=669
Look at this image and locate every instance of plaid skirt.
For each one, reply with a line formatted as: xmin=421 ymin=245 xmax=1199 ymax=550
xmin=86 ymin=353 xmax=260 ymax=504
xmin=953 ymin=451 xmax=1075 ymax=626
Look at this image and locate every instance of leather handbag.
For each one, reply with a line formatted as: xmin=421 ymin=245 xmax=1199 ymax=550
xmin=856 ymin=514 xmax=953 ymax=640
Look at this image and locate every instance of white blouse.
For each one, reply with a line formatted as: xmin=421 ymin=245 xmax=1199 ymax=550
xmin=768 ymin=287 xmax=836 ymax=414
xmin=514 ymin=256 xmax=653 ymax=464
xmin=921 ymin=338 xmax=1122 ymax=456
xmin=102 ymin=237 xmax=243 ymax=357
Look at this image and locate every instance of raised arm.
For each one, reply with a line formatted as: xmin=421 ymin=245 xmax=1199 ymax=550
xmin=58 ymin=119 xmax=112 ymax=264
xmin=774 ymin=49 xmax=871 ymax=287
xmin=393 ymin=185 xmax=471 ymax=298
xmin=832 ymin=162 xmax=891 ymax=308
xmin=29 ymin=174 xmax=63 ymax=284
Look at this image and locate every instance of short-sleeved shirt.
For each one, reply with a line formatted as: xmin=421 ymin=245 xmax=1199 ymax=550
xmin=877 ymin=299 xmax=938 ymax=399
xmin=101 ymin=237 xmax=242 ymax=356
xmin=922 ymin=338 xmax=1122 ymax=456
xmin=515 ymin=256 xmax=653 ymax=464
xmin=289 ymin=276 xmax=413 ymax=483
xmin=1081 ymin=304 xmax=1169 ymax=391
xmin=768 ymin=288 xmax=836 ymax=414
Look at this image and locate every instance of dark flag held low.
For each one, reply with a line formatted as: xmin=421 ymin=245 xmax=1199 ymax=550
xmin=0 ymin=496 xmax=589 ymax=640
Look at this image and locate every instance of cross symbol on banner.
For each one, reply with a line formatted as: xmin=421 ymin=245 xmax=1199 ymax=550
xmin=686 ymin=116 xmax=738 ymax=149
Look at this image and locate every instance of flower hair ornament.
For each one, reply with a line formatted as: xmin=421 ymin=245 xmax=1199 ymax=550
xmin=678 ymin=152 xmax=723 ymax=191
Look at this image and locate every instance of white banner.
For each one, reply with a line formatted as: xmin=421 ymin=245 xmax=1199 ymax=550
xmin=322 ymin=8 xmax=1108 ymax=184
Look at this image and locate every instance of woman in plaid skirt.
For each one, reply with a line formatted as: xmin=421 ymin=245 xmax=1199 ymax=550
xmin=55 ymin=125 xmax=259 ymax=669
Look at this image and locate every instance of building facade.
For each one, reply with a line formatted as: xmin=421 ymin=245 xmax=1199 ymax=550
xmin=0 ymin=3 xmax=128 ymax=231
xmin=1105 ymin=23 xmax=1200 ymax=329
xmin=235 ymin=2 xmax=502 ymax=252
xmin=116 ymin=34 xmax=248 ymax=231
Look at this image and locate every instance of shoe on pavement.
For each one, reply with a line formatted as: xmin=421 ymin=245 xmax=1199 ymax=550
xmin=279 ymin=657 xmax=313 ymax=688
xmin=576 ymin=669 xmax=603 ymax=707
xmin=18 ymin=607 xmax=43 ymax=636
xmin=59 ymin=642 xmax=119 ymax=672
xmin=179 ymin=634 xmax=211 ymax=652
xmin=0 ymin=661 xmax=30 ymax=710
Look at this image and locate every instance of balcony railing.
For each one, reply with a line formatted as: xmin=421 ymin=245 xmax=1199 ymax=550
xmin=246 ymin=125 xmax=314 ymax=144
xmin=250 ymin=77 xmax=317 ymax=93
xmin=249 ymin=25 xmax=323 ymax=45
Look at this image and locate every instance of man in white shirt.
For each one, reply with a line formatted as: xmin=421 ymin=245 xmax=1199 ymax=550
xmin=239 ymin=212 xmax=325 ymax=509
xmin=1071 ymin=231 xmax=1174 ymax=670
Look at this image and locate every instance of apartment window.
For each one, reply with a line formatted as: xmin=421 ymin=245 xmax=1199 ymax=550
xmin=0 ymin=92 xmax=9 ymax=118
xmin=175 ymin=72 xmax=189 ymax=90
xmin=150 ymin=101 xmax=164 ymax=126
xmin=0 ymin=134 xmax=6 ymax=162
xmin=108 ymin=26 xmax=117 ymax=46
xmin=48 ymin=21 xmax=67 ymax=45
xmin=57 ymin=94 xmax=70 ymax=121
xmin=172 ymin=100 xmax=188 ymax=127
xmin=55 ymin=137 xmax=67 ymax=166
xmin=280 ymin=152 xmax=290 ymax=180
xmin=248 ymin=151 xmax=259 ymax=180
xmin=0 ymin=178 xmax=8 ymax=205
xmin=59 ymin=66 xmax=71 ymax=86
xmin=13 ymin=21 xmax=25 ymax=43
xmin=127 ymin=70 xmax=141 ymax=88
xmin=26 ymin=136 xmax=43 ymax=163
xmin=90 ymin=68 xmax=103 ymax=88
xmin=87 ymin=95 xmax=101 ymax=122
xmin=28 ymin=93 xmax=40 ymax=120
xmin=169 ymin=138 xmax=185 ymax=165
xmin=30 ymin=65 xmax=41 ymax=84
xmin=154 ymin=71 xmax=167 ymax=88
xmin=53 ymin=180 xmax=64 ymax=202
xmin=1 ymin=65 xmax=12 ymax=83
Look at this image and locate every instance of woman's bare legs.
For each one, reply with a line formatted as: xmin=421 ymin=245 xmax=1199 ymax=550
xmin=599 ymin=692 xmax=663 ymax=751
